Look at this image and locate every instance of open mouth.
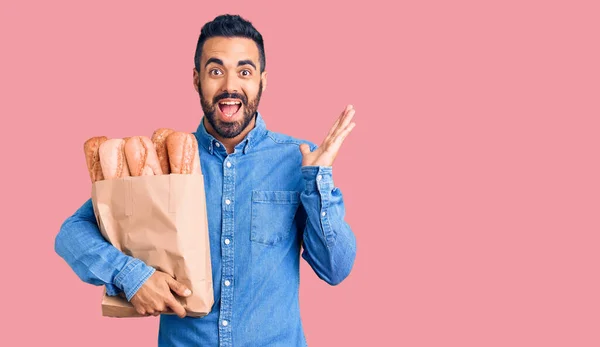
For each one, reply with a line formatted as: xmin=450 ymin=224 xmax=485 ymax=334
xmin=218 ymin=100 xmax=242 ymax=119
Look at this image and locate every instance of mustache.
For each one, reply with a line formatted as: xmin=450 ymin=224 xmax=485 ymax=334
xmin=213 ymin=92 xmax=248 ymax=106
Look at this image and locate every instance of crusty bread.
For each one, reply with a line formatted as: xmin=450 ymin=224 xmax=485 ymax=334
xmin=124 ymin=136 xmax=163 ymax=176
xmin=166 ymin=132 xmax=201 ymax=174
xmin=99 ymin=139 xmax=131 ymax=179
xmin=84 ymin=136 xmax=108 ymax=183
xmin=151 ymin=128 xmax=175 ymax=174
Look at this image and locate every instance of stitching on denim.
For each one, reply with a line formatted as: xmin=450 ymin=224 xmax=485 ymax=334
xmin=114 ymin=259 xmax=136 ymax=286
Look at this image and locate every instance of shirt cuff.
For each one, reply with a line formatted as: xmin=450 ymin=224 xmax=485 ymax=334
xmin=105 ymin=284 xmax=122 ymax=297
xmin=113 ymin=258 xmax=156 ymax=301
xmin=302 ymin=166 xmax=337 ymax=246
xmin=302 ymin=166 xmax=334 ymax=194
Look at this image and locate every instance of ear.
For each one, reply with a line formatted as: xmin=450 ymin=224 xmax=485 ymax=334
xmin=193 ymin=67 xmax=200 ymax=93
xmin=261 ymin=71 xmax=267 ymax=93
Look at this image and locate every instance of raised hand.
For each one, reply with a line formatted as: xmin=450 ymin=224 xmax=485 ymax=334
xmin=299 ymin=104 xmax=356 ymax=167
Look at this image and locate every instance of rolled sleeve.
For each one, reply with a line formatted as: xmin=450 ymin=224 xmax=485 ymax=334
xmin=114 ymin=258 xmax=156 ymax=301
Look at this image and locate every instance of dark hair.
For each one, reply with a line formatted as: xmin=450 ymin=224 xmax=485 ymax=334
xmin=194 ymin=14 xmax=266 ymax=73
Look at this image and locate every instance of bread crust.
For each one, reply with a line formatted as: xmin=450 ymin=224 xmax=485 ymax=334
xmin=84 ymin=136 xmax=108 ymax=182
xmin=99 ymin=139 xmax=131 ymax=179
xmin=166 ymin=132 xmax=201 ymax=174
xmin=124 ymin=136 xmax=163 ymax=176
xmin=151 ymin=128 xmax=175 ymax=174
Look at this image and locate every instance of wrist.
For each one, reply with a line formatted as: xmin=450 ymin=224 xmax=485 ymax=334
xmin=302 ymin=166 xmax=333 ymax=193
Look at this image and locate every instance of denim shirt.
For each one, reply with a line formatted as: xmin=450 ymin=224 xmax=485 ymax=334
xmin=55 ymin=112 xmax=357 ymax=346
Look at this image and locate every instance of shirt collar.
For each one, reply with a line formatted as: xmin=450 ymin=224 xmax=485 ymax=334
xmin=194 ymin=111 xmax=268 ymax=155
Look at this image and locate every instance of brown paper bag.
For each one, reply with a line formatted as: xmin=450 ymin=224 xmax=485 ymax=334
xmin=90 ymin=173 xmax=214 ymax=318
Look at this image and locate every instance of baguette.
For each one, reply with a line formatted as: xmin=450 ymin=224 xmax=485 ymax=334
xmin=124 ymin=136 xmax=163 ymax=176
xmin=84 ymin=136 xmax=108 ymax=183
xmin=99 ymin=139 xmax=131 ymax=179
xmin=166 ymin=132 xmax=201 ymax=174
xmin=151 ymin=128 xmax=175 ymax=174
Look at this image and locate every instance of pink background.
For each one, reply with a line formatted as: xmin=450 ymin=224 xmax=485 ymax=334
xmin=2 ymin=0 xmax=599 ymax=346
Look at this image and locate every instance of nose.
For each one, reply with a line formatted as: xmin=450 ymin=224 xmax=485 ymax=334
xmin=221 ymin=72 xmax=239 ymax=94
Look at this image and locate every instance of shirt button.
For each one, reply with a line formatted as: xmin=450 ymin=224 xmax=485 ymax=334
xmin=222 ymin=320 xmax=228 ymax=326
xmin=225 ymin=199 xmax=231 ymax=205
xmin=322 ymin=211 xmax=326 ymax=217
xmin=224 ymin=238 xmax=230 ymax=245
xmin=224 ymin=280 xmax=231 ymax=286
xmin=215 ymin=142 xmax=221 ymax=147
xmin=226 ymin=161 xmax=231 ymax=168
xmin=317 ymin=175 xmax=322 ymax=181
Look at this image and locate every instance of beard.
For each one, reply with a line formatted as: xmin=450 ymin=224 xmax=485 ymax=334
xmin=199 ymin=80 xmax=263 ymax=139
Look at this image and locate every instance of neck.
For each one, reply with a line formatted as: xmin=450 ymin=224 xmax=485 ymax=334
xmin=204 ymin=114 xmax=257 ymax=154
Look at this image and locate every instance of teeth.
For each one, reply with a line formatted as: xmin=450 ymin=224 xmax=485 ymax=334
xmin=220 ymin=101 xmax=241 ymax=105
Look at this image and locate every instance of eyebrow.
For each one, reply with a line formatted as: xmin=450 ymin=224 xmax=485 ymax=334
xmin=205 ymin=57 xmax=224 ymax=68
xmin=237 ymin=60 xmax=256 ymax=70
xmin=205 ymin=57 xmax=257 ymax=70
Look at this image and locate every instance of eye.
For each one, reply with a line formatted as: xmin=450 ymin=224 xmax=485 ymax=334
xmin=209 ymin=68 xmax=223 ymax=76
xmin=240 ymin=69 xmax=251 ymax=77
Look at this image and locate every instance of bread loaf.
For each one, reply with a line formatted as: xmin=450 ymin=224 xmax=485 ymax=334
xmin=151 ymin=128 xmax=175 ymax=174
xmin=99 ymin=139 xmax=131 ymax=179
xmin=166 ymin=132 xmax=201 ymax=174
xmin=124 ymin=136 xmax=163 ymax=176
xmin=84 ymin=136 xmax=108 ymax=183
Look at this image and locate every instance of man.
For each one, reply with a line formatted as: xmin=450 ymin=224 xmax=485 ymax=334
xmin=55 ymin=14 xmax=356 ymax=346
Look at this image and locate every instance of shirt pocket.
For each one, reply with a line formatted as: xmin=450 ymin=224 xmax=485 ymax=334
xmin=250 ymin=190 xmax=301 ymax=245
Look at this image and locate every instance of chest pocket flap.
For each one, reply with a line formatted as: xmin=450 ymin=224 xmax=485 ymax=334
xmin=250 ymin=190 xmax=301 ymax=245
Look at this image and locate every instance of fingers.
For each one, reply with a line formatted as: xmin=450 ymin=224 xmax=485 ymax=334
xmin=134 ymin=305 xmax=155 ymax=316
xmin=135 ymin=306 xmax=147 ymax=316
xmin=134 ymin=298 xmax=185 ymax=318
xmin=331 ymin=106 xmax=355 ymax=139
xmin=324 ymin=104 xmax=353 ymax=141
xmin=325 ymin=105 xmax=354 ymax=144
xmin=130 ymin=273 xmax=191 ymax=318
xmin=165 ymin=294 xmax=187 ymax=318
xmin=299 ymin=143 xmax=311 ymax=156
xmin=333 ymin=122 xmax=356 ymax=146
xmin=166 ymin=277 xmax=192 ymax=297
xmin=323 ymin=106 xmax=355 ymax=154
xmin=131 ymin=295 xmax=147 ymax=316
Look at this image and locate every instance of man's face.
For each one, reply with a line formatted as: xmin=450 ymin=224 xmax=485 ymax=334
xmin=194 ymin=37 xmax=267 ymax=139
